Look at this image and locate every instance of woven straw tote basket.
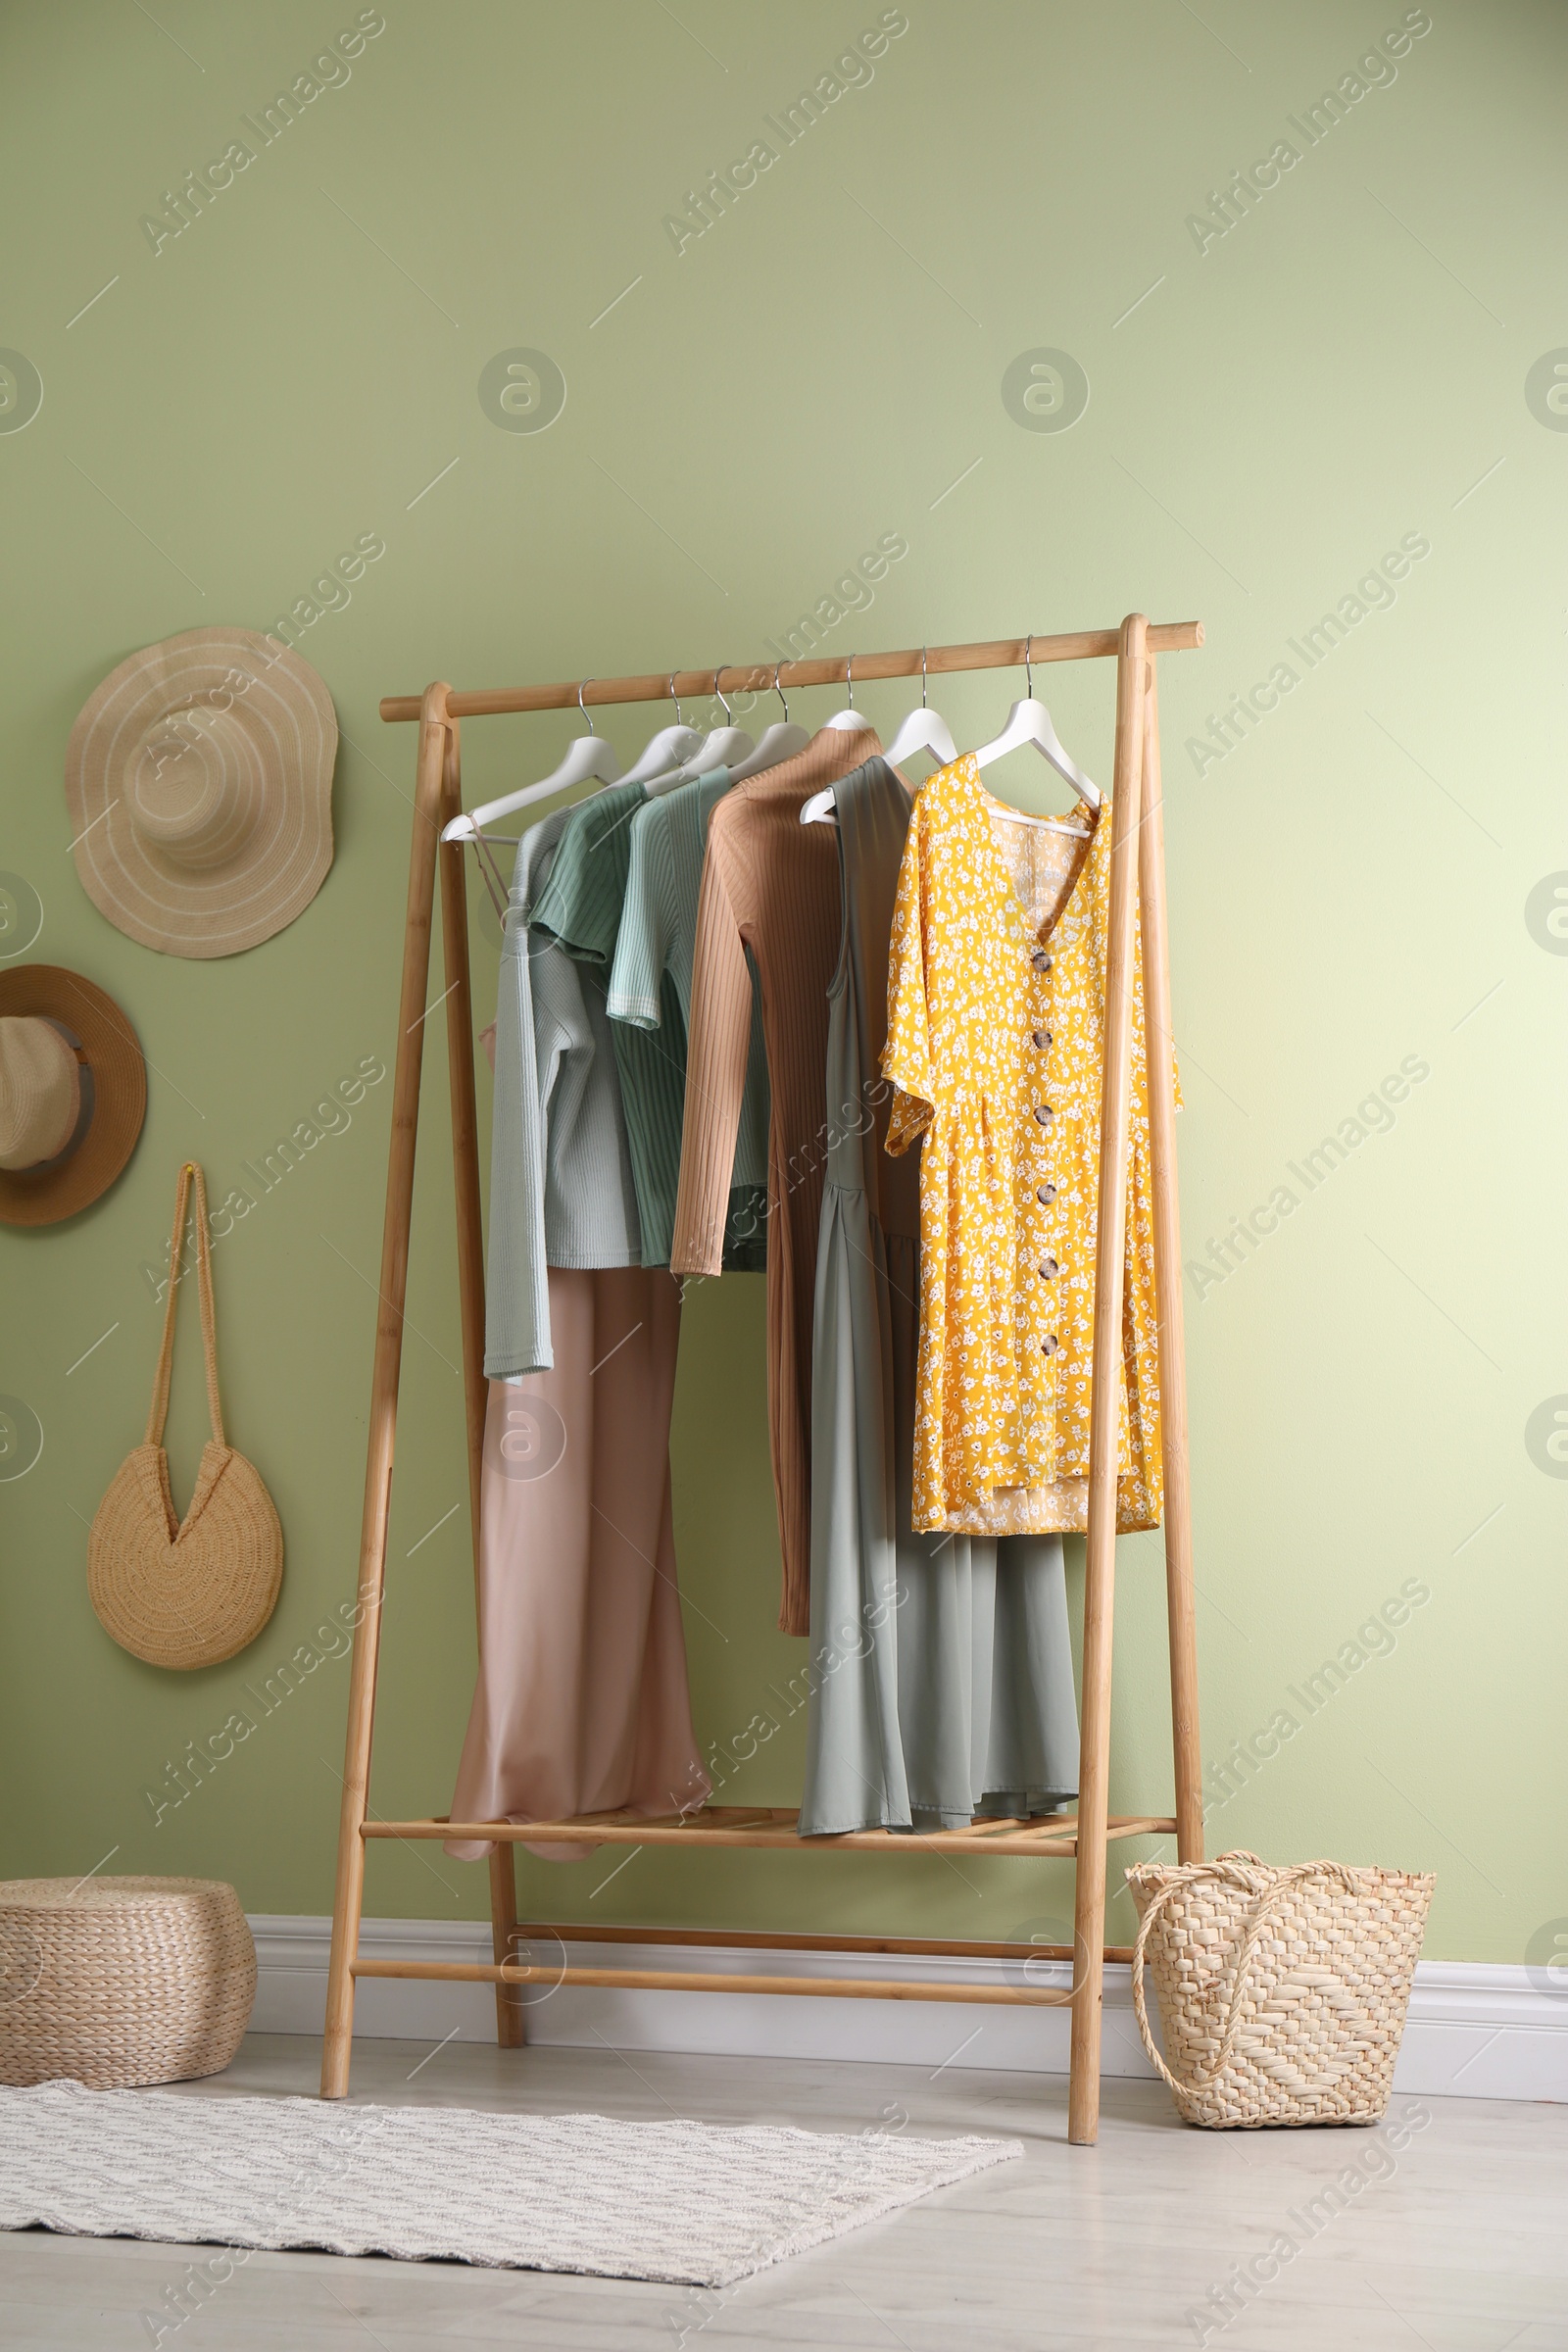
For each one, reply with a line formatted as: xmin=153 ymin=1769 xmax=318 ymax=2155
xmin=88 ymin=1161 xmax=282 ymax=1669
xmin=1126 ymin=1849 xmax=1434 ymax=2129
xmin=0 ymin=1877 xmax=255 ymax=2087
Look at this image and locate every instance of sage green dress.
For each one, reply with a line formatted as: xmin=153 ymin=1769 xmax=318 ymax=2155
xmin=799 ymin=758 xmax=1080 ymax=1835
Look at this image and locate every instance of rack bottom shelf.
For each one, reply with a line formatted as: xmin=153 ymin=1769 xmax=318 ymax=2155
xmin=362 ymin=1804 xmax=1178 ymax=1859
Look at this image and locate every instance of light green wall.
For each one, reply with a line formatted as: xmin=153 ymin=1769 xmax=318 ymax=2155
xmin=2 ymin=1 xmax=1563 ymax=1970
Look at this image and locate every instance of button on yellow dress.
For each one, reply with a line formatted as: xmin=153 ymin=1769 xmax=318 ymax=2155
xmin=883 ymin=754 xmax=1169 ymax=1537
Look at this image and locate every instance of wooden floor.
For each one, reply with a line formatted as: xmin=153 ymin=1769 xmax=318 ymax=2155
xmin=5 ymin=2032 xmax=1565 ymax=2348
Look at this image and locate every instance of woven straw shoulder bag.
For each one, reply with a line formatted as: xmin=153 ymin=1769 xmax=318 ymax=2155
xmin=1126 ymin=1848 xmax=1434 ymax=2129
xmin=88 ymin=1160 xmax=283 ymax=1669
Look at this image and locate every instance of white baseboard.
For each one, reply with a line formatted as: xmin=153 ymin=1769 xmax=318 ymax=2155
xmin=249 ymin=1916 xmax=1567 ymax=2104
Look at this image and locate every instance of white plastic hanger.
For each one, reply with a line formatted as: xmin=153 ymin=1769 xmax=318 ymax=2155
xmin=802 ymin=653 xmax=876 ymax=824
xmin=883 ymin=644 xmax=957 ymax=770
xmin=648 ymin=669 xmax=754 ymax=796
xmin=618 ymin=674 xmax=705 ymax=785
xmin=440 ymin=680 xmax=622 ymax=843
xmin=727 ymin=663 xmax=810 ymax=781
xmin=972 ymin=636 xmax=1101 ymax=819
xmin=821 ymin=649 xmax=874 ymax=735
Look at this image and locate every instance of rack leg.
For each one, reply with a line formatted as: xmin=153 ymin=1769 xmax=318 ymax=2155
xmin=321 ymin=685 xmax=452 ymax=2100
xmin=1068 ymin=615 xmax=1148 ymax=2146
xmin=438 ymin=723 xmax=526 ymax=2050
xmin=1138 ymin=671 xmax=1203 ymax=1863
xmin=488 ymin=1847 xmax=525 ymax=2045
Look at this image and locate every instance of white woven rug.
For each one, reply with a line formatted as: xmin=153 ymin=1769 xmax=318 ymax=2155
xmin=0 ymin=2080 xmax=1022 ymax=2286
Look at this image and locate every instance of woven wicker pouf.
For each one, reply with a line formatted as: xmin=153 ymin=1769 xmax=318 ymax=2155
xmin=0 ymin=1876 xmax=256 ymax=2088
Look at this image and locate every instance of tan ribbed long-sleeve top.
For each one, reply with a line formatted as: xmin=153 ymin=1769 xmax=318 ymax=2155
xmin=671 ymin=726 xmax=886 ymax=1635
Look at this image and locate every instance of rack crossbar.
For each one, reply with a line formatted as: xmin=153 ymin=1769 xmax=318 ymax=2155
xmin=378 ymin=622 xmax=1203 ymax=724
xmin=500 ymin=1922 xmax=1135 ymax=1964
xmin=349 ymin=1957 xmax=1076 ymax=2007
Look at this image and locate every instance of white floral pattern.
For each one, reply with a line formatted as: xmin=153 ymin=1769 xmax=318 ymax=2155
xmin=883 ymin=755 xmax=1171 ymax=1537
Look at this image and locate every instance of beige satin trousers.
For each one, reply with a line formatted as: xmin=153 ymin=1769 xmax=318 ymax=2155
xmin=447 ymin=1264 xmax=709 ymax=1862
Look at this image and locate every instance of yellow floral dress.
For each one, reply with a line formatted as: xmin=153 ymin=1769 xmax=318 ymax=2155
xmin=883 ymin=754 xmax=1169 ymax=1536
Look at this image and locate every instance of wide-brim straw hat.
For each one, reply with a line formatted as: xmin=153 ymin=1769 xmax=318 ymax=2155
xmin=65 ymin=627 xmax=336 ymax=958
xmin=0 ymin=965 xmax=146 ymax=1226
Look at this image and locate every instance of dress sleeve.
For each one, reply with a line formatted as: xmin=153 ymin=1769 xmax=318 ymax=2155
xmin=483 ymin=899 xmax=554 ymax=1377
xmin=882 ymin=802 xmax=935 ymax=1155
xmin=607 ymin=803 xmax=667 ymax=1030
xmin=670 ymin=824 xmax=753 ymax=1276
xmin=531 ymin=791 xmax=630 ymax=967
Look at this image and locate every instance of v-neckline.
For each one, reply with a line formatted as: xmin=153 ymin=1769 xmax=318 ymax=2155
xmin=952 ymin=754 xmax=1099 ymax=949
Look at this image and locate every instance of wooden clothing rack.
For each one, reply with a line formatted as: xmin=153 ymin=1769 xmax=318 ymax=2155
xmin=322 ymin=614 xmax=1204 ymax=2145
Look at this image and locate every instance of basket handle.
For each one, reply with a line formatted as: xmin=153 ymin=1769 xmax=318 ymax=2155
xmin=144 ymin=1161 xmax=226 ymax=1451
xmin=1129 ymin=1851 xmax=1367 ymax=2098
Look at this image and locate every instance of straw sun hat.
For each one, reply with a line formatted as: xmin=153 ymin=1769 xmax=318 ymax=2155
xmin=64 ymin=627 xmax=336 ymax=958
xmin=0 ymin=965 xmax=146 ymax=1225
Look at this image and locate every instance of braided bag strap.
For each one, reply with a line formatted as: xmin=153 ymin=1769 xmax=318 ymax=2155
xmin=1130 ymin=1849 xmax=1368 ymax=2096
xmin=143 ymin=1161 xmax=226 ymax=1450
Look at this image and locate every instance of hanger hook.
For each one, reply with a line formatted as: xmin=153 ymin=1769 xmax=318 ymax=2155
xmin=920 ymin=644 xmax=929 ymax=710
xmin=845 ymin=652 xmax=856 ymax=710
xmin=773 ymin=662 xmax=789 ymax=724
xmin=1023 ymin=634 xmax=1034 ymax=701
xmin=578 ymin=678 xmax=596 ymax=736
xmin=668 ymin=671 xmax=683 ymax=730
xmin=712 ymin=666 xmax=731 ymax=725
